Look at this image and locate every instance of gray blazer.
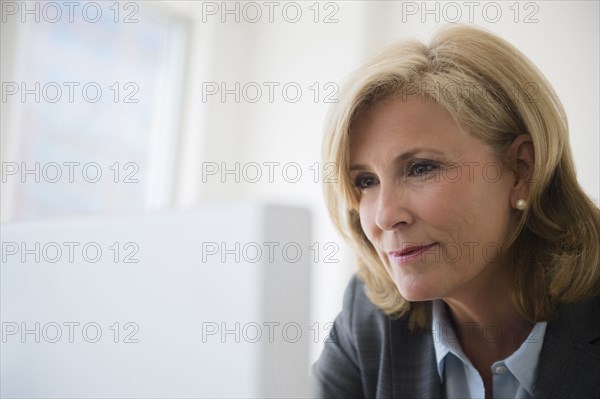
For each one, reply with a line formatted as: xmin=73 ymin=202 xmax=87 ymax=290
xmin=312 ymin=275 xmax=600 ymax=398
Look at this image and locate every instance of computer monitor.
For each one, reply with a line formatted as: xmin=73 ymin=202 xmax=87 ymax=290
xmin=1 ymin=203 xmax=311 ymax=398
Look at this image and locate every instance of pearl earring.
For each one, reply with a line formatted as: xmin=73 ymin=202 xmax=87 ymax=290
xmin=516 ymin=199 xmax=528 ymax=210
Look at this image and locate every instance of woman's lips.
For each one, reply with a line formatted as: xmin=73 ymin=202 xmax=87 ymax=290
xmin=388 ymin=243 xmax=438 ymax=264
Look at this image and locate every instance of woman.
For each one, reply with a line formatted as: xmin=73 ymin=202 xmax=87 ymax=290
xmin=312 ymin=25 xmax=600 ymax=398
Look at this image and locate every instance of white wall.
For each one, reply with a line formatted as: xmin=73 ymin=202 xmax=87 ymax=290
xmin=161 ymin=1 xmax=599 ymax=363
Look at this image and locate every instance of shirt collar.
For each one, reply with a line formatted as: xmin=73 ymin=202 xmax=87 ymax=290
xmin=431 ymin=300 xmax=472 ymax=381
xmin=502 ymin=320 xmax=547 ymax=395
xmin=430 ymin=299 xmax=548 ymax=393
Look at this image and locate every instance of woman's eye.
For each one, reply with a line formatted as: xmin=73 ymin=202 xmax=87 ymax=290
xmin=408 ymin=161 xmax=439 ymax=176
xmin=353 ymin=175 xmax=377 ymax=190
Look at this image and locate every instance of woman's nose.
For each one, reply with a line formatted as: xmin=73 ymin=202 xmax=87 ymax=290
xmin=375 ymin=183 xmax=414 ymax=231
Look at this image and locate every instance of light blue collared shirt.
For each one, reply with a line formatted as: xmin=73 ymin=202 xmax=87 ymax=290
xmin=431 ymin=300 xmax=547 ymax=399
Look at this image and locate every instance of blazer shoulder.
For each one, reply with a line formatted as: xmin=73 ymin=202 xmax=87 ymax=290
xmin=534 ymin=296 xmax=600 ymax=398
xmin=340 ymin=274 xmax=398 ymax=335
xmin=311 ymin=274 xmax=398 ymax=398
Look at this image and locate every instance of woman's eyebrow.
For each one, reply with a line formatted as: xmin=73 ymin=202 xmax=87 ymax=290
xmin=348 ymin=163 xmax=370 ymax=172
xmin=349 ymin=148 xmax=445 ymax=171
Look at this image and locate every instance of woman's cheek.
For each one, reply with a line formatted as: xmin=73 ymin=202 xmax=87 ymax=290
xmin=359 ymin=195 xmax=378 ymax=241
xmin=411 ymin=182 xmax=454 ymax=213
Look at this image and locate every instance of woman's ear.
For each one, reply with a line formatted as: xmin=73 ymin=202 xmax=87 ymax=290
xmin=507 ymin=134 xmax=535 ymax=209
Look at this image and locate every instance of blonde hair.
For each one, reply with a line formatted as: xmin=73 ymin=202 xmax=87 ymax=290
xmin=323 ymin=24 xmax=600 ymax=329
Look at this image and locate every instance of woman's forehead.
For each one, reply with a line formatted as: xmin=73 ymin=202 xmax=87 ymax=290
xmin=350 ymin=99 xmax=462 ymax=146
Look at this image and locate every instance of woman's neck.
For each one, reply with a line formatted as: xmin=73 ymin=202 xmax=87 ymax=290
xmin=441 ymin=262 xmax=534 ymax=398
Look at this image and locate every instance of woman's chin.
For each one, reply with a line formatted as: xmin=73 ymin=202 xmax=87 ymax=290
xmin=392 ymin=279 xmax=442 ymax=302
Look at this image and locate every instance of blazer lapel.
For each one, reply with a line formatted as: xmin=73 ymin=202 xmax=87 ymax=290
xmin=389 ymin=317 xmax=445 ymax=398
xmin=534 ymin=298 xmax=600 ymax=398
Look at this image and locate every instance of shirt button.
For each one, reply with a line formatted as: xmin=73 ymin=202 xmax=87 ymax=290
xmin=494 ymin=365 xmax=508 ymax=375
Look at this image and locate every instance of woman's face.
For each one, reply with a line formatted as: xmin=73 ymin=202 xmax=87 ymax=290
xmin=349 ymin=97 xmax=517 ymax=302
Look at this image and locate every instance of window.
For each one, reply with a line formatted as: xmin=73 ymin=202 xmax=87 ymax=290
xmin=1 ymin=1 xmax=189 ymax=221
